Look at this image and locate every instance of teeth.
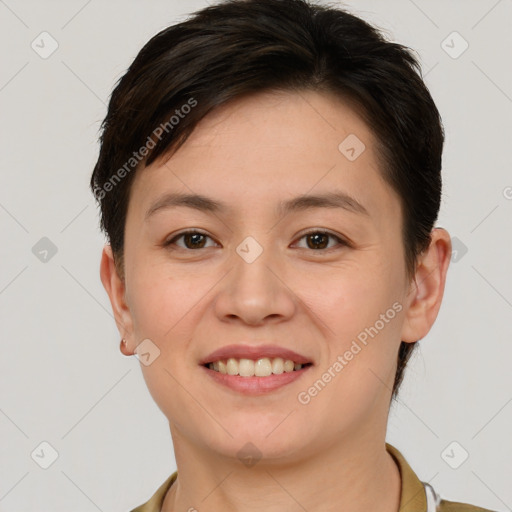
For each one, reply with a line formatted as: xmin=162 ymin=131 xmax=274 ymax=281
xmin=271 ymin=357 xmax=284 ymax=374
xmin=226 ymin=357 xmax=238 ymax=375
xmin=207 ymin=357 xmax=306 ymax=377
xmin=255 ymin=357 xmax=272 ymax=377
xmin=239 ymin=358 xmax=254 ymax=377
xmin=284 ymin=359 xmax=295 ymax=372
xmin=218 ymin=360 xmax=227 ymax=374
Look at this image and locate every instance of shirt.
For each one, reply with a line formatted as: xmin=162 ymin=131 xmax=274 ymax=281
xmin=129 ymin=443 xmax=495 ymax=512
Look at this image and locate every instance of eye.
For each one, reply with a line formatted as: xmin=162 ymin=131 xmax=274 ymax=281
xmin=163 ymin=229 xmax=349 ymax=252
xmin=164 ymin=230 xmax=218 ymax=250
xmin=293 ymin=229 xmax=349 ymax=251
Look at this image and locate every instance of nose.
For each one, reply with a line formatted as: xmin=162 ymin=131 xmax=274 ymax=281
xmin=213 ymin=241 xmax=297 ymax=326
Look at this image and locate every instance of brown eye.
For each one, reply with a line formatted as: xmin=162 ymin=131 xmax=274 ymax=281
xmin=165 ymin=230 xmax=216 ymax=250
xmin=295 ymin=230 xmax=347 ymax=251
xmin=306 ymin=232 xmax=329 ymax=249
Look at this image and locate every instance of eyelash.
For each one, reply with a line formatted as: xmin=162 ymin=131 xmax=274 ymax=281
xmin=163 ymin=229 xmax=350 ymax=253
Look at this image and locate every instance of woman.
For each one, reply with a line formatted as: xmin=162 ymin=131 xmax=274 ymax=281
xmin=91 ymin=0 xmax=495 ymax=510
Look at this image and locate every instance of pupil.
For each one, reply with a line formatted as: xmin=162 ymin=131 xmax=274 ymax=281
xmin=308 ymin=233 xmax=327 ymax=249
xmin=186 ymin=233 xmax=205 ymax=248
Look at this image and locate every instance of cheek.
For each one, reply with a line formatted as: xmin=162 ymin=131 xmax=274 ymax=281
xmin=297 ymin=277 xmax=403 ymax=427
xmin=301 ymin=264 xmax=401 ymax=338
xmin=125 ymin=258 xmax=204 ymax=340
xmin=298 ymin=258 xmax=405 ymax=389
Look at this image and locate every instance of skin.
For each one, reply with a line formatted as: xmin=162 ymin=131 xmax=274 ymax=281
xmin=101 ymin=89 xmax=451 ymax=512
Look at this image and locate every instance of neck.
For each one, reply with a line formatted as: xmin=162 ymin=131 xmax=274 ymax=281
xmin=161 ymin=431 xmax=401 ymax=512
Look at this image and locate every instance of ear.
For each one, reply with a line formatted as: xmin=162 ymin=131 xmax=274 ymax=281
xmin=100 ymin=245 xmax=134 ymax=356
xmin=400 ymin=228 xmax=452 ymax=343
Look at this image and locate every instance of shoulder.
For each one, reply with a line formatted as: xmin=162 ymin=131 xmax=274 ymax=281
xmin=129 ymin=472 xmax=177 ymax=512
xmin=386 ymin=443 xmax=496 ymax=512
xmin=438 ymin=498 xmax=498 ymax=511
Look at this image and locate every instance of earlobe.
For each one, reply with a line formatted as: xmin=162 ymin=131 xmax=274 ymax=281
xmin=400 ymin=228 xmax=452 ymax=343
xmin=119 ymin=338 xmax=132 ymax=356
xmin=100 ymin=245 xmax=134 ymax=354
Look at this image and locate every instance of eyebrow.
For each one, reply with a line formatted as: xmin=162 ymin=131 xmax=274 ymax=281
xmin=145 ymin=190 xmax=370 ymax=219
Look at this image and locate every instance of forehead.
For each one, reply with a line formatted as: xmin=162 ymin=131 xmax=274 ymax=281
xmin=173 ymin=89 xmax=375 ymax=163
xmin=129 ymin=89 xmax=400 ymax=224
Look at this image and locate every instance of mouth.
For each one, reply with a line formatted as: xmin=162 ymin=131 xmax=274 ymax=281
xmin=202 ymin=357 xmax=314 ymax=378
xmin=199 ymin=344 xmax=314 ymax=394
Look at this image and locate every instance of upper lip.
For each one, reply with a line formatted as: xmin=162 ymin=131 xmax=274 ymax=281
xmin=200 ymin=344 xmax=313 ymax=365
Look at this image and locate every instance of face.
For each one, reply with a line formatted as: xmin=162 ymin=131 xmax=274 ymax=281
xmin=104 ymin=90 xmax=432 ymax=463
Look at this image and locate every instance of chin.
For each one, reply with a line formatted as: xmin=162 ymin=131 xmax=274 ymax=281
xmin=209 ymin=425 xmax=312 ymax=463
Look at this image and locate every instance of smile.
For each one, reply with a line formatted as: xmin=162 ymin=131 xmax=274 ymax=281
xmin=204 ymin=357 xmax=313 ymax=377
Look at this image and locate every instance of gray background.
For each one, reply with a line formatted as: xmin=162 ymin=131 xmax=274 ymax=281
xmin=1 ymin=0 xmax=511 ymax=510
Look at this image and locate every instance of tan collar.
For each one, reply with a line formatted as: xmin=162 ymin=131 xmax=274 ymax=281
xmin=386 ymin=443 xmax=428 ymax=512
xmin=130 ymin=472 xmax=176 ymax=512
xmin=132 ymin=443 xmax=427 ymax=512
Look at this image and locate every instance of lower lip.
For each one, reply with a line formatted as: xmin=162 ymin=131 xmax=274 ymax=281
xmin=200 ymin=365 xmax=312 ymax=395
